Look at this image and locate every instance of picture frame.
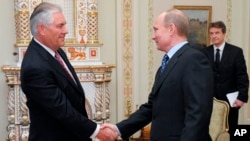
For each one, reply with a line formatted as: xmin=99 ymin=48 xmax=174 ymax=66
xmin=174 ymin=5 xmax=212 ymax=47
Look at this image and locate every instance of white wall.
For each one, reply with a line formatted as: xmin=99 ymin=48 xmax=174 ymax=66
xmin=0 ymin=1 xmax=16 ymax=140
xmin=98 ymin=0 xmax=118 ymax=123
xmin=230 ymin=0 xmax=250 ymax=124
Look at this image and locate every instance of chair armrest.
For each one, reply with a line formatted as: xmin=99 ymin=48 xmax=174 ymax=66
xmin=216 ymin=131 xmax=229 ymax=141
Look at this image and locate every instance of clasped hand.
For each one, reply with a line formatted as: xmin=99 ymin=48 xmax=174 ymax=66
xmin=96 ymin=123 xmax=119 ymax=141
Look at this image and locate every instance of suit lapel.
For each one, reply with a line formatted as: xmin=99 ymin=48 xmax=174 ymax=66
xmin=55 ymin=49 xmax=82 ymax=88
xmin=205 ymin=46 xmax=218 ymax=70
xmin=51 ymin=52 xmax=84 ymax=94
xmin=219 ymin=43 xmax=230 ymax=69
xmin=210 ymin=43 xmax=230 ymax=70
xmin=30 ymin=40 xmax=81 ymax=91
xmin=154 ymin=44 xmax=189 ymax=94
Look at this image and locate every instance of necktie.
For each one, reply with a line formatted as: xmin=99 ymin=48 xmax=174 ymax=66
xmin=215 ymin=49 xmax=220 ymax=67
xmin=55 ymin=51 xmax=75 ymax=80
xmin=160 ymin=54 xmax=169 ymax=73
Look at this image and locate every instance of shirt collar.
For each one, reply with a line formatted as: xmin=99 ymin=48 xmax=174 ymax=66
xmin=167 ymin=41 xmax=188 ymax=58
xmin=34 ymin=38 xmax=56 ymax=57
xmin=213 ymin=42 xmax=225 ymax=52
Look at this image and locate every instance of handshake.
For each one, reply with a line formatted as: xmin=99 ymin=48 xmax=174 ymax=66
xmin=96 ymin=123 xmax=120 ymax=141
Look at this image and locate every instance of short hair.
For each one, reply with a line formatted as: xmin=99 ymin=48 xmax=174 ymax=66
xmin=209 ymin=21 xmax=226 ymax=33
xmin=30 ymin=2 xmax=62 ymax=36
xmin=163 ymin=9 xmax=189 ymax=37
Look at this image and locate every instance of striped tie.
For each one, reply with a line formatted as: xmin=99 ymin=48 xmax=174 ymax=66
xmin=160 ymin=54 xmax=169 ymax=73
xmin=55 ymin=51 xmax=75 ymax=81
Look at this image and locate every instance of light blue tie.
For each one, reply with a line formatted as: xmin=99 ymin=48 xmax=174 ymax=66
xmin=160 ymin=54 xmax=169 ymax=73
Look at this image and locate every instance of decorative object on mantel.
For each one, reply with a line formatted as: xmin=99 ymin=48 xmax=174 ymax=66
xmin=2 ymin=0 xmax=115 ymax=141
xmin=13 ymin=0 xmax=103 ymax=66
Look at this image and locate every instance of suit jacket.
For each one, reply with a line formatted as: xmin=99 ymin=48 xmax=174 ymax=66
xmin=202 ymin=43 xmax=249 ymax=103
xmin=21 ymin=39 xmax=96 ymax=141
xmin=117 ymin=44 xmax=214 ymax=141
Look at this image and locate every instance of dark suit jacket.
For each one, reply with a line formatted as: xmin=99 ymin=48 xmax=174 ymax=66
xmin=21 ymin=39 xmax=96 ymax=141
xmin=202 ymin=43 xmax=249 ymax=103
xmin=117 ymin=44 xmax=214 ymax=141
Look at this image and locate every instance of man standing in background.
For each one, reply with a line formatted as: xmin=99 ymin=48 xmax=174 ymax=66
xmin=202 ymin=21 xmax=249 ymax=138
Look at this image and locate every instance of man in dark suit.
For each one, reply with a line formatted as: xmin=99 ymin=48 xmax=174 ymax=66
xmin=202 ymin=21 xmax=249 ymax=137
xmin=102 ymin=9 xmax=214 ymax=141
xmin=20 ymin=2 xmax=115 ymax=141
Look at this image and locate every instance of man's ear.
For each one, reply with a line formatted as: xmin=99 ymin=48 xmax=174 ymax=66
xmin=37 ymin=24 xmax=45 ymax=36
xmin=168 ymin=23 xmax=175 ymax=36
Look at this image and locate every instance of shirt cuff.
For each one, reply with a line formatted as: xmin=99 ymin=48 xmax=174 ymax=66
xmin=90 ymin=124 xmax=100 ymax=139
xmin=115 ymin=125 xmax=121 ymax=136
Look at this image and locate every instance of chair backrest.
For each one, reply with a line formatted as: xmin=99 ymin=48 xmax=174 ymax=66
xmin=139 ymin=124 xmax=151 ymax=140
xmin=209 ymin=97 xmax=230 ymax=141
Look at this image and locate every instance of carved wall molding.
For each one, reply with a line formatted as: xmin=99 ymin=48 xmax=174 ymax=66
xmin=2 ymin=64 xmax=114 ymax=141
xmin=147 ymin=0 xmax=154 ymax=93
xmin=14 ymin=0 xmax=102 ymax=66
xmin=121 ymin=0 xmax=134 ymax=117
xmin=226 ymin=0 xmax=232 ymax=42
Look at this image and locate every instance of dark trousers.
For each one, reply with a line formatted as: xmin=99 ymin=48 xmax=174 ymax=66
xmin=228 ymin=107 xmax=239 ymax=141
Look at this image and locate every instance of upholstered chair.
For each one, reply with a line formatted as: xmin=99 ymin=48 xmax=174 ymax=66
xmin=209 ymin=98 xmax=230 ymax=141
